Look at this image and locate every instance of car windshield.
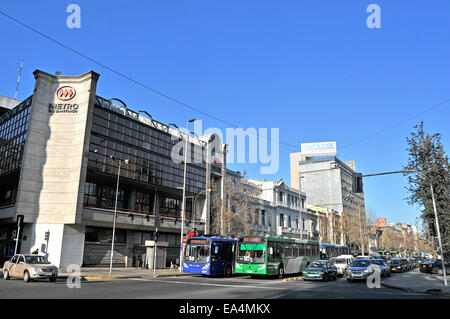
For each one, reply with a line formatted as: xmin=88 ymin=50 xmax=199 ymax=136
xmin=391 ymin=260 xmax=401 ymax=264
xmin=351 ymin=260 xmax=370 ymax=267
xmin=334 ymin=259 xmax=347 ymax=264
xmin=371 ymin=260 xmax=384 ymax=266
xmin=24 ymin=256 xmax=50 ymax=264
xmin=310 ymin=262 xmax=326 ymax=268
xmin=237 ymin=243 xmax=265 ymax=264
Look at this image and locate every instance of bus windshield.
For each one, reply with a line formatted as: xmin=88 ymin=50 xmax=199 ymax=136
xmin=237 ymin=243 xmax=265 ymax=264
xmin=184 ymin=244 xmax=210 ymax=263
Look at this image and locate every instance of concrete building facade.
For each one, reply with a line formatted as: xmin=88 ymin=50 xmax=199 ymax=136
xmin=0 ymin=70 xmax=224 ymax=269
xmin=290 ymin=153 xmax=366 ymax=218
xmin=245 ymin=179 xmax=316 ymax=240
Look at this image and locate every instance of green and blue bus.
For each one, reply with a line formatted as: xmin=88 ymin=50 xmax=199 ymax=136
xmin=235 ymin=235 xmax=320 ymax=277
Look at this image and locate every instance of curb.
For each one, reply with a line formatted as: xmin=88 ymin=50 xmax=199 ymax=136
xmin=58 ymin=275 xmax=143 ymax=281
xmin=282 ymin=276 xmax=302 ymax=282
xmin=380 ymin=282 xmax=410 ymax=292
xmin=381 ymin=282 xmax=450 ymax=297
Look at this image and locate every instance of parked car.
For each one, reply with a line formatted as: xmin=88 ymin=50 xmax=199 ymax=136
xmin=346 ymin=259 xmax=376 ymax=282
xmin=2 ymin=254 xmax=58 ymax=282
xmin=389 ymin=258 xmax=407 ymax=273
xmin=420 ymin=259 xmax=450 ymax=275
xmin=370 ymin=259 xmax=391 ymax=277
xmin=303 ymin=260 xmax=338 ymax=281
xmin=331 ymin=256 xmax=353 ymax=277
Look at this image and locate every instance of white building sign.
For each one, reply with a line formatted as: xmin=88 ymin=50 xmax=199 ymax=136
xmin=301 ymin=141 xmax=337 ymax=156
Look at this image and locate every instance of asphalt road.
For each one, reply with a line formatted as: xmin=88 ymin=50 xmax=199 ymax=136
xmin=0 ymin=273 xmax=447 ymax=299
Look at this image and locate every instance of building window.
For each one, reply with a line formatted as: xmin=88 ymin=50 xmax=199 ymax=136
xmin=279 ymin=191 xmax=283 ymax=203
xmin=279 ymin=214 xmax=284 ymax=227
xmin=136 ymin=192 xmax=154 ymax=213
xmin=260 ymin=210 xmax=265 ymax=226
xmin=83 ymin=182 xmax=127 ymax=209
xmin=85 ymin=226 xmax=126 ymax=243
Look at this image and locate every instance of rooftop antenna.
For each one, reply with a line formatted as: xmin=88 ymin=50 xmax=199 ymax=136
xmin=14 ymin=60 xmax=24 ymax=100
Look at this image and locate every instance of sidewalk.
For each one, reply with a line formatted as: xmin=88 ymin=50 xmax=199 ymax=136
xmin=381 ymin=269 xmax=450 ymax=296
xmin=57 ymin=267 xmax=195 ymax=280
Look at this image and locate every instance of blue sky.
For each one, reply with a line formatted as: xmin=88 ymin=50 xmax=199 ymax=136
xmin=1 ymin=1 xmax=449 ymax=227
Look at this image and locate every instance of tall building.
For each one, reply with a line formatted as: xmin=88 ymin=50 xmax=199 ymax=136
xmin=0 ymin=70 xmax=224 ymax=268
xmin=290 ymin=152 xmax=365 ymax=217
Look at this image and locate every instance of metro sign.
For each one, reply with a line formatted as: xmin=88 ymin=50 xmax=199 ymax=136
xmin=56 ymin=86 xmax=76 ymax=101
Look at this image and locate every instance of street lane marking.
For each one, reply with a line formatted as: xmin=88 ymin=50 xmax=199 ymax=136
xmin=125 ymin=278 xmax=430 ymax=295
xmin=128 ymin=278 xmax=287 ymax=290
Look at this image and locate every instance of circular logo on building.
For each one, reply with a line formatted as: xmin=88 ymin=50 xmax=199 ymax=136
xmin=56 ymin=86 xmax=76 ymax=101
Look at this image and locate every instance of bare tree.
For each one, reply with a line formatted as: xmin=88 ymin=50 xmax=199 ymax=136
xmin=210 ymin=174 xmax=261 ymax=238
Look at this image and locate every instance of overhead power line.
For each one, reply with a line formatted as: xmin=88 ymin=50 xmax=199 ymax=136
xmin=0 ymin=10 xmax=298 ymax=149
xmin=1 ymin=10 xmax=448 ymax=152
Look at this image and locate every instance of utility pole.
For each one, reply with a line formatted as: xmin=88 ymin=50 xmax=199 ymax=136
xmin=179 ymin=119 xmax=196 ymax=272
xmin=354 ymin=169 xmax=447 ymax=286
xmin=109 ymin=157 xmax=128 ymax=274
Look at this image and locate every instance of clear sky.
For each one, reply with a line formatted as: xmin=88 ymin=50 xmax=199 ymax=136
xmin=1 ymin=1 xmax=449 ymax=227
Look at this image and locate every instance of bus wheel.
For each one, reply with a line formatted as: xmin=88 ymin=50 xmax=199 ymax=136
xmin=278 ymin=266 xmax=284 ymax=278
xmin=225 ymin=265 xmax=232 ymax=277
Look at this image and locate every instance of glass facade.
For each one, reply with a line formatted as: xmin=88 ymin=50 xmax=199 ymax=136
xmin=84 ymin=97 xmax=205 ymax=218
xmin=0 ymin=96 xmax=32 ymax=178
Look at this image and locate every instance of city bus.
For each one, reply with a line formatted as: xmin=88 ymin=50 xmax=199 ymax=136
xmin=235 ymin=235 xmax=320 ymax=278
xmin=320 ymin=243 xmax=350 ymax=259
xmin=182 ymin=236 xmax=237 ymax=276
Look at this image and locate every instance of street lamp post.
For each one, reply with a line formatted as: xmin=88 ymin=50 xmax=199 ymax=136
xmin=109 ymin=156 xmax=129 ymax=274
xmin=179 ymin=119 xmax=196 ymax=272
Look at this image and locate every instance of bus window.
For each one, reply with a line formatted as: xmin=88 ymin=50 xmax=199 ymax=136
xmin=285 ymin=244 xmax=293 ymax=258
xmin=305 ymin=244 xmax=312 ymax=257
xmin=268 ymin=242 xmax=275 ymax=262
xmin=197 ymin=245 xmax=210 ymax=263
xmin=275 ymin=242 xmax=283 ymax=258
xmin=211 ymin=243 xmax=220 ymax=261
xmin=293 ymin=244 xmax=299 ymax=257
xmin=298 ymin=244 xmax=306 ymax=256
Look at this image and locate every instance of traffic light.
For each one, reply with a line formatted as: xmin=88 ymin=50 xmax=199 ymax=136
xmin=44 ymin=231 xmax=50 ymax=241
xmin=154 ymin=230 xmax=159 ymax=242
xmin=352 ymin=173 xmax=363 ymax=193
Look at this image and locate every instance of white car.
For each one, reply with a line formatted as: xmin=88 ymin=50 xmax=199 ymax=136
xmin=332 ymin=255 xmax=353 ymax=276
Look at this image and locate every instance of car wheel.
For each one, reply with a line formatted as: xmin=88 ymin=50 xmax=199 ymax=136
xmin=23 ymin=271 xmax=31 ymax=283
xmin=224 ymin=265 xmax=232 ymax=277
xmin=334 ymin=273 xmax=338 ymax=280
xmin=3 ymin=270 xmax=10 ymax=280
xmin=277 ymin=266 xmax=285 ymax=279
xmin=49 ymin=277 xmax=57 ymax=282
xmin=347 ymin=278 xmax=352 ymax=282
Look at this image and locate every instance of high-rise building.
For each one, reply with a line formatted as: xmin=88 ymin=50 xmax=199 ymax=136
xmin=0 ymin=70 xmax=224 ymax=268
